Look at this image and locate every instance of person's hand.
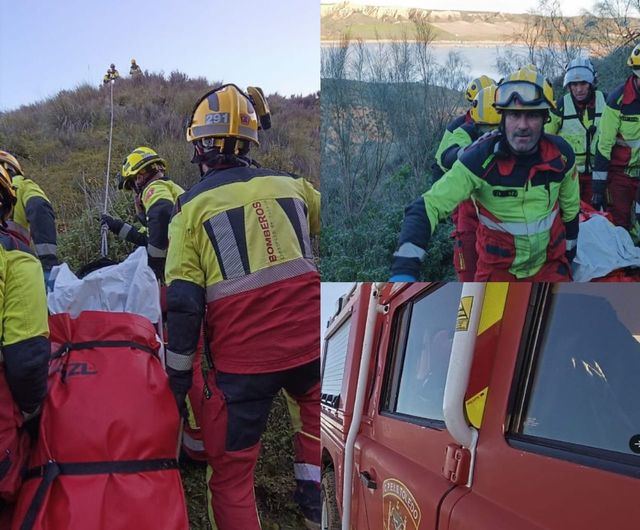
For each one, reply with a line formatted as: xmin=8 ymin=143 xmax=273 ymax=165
xmin=100 ymin=214 xmax=124 ymax=234
xmin=168 ymin=370 xmax=192 ymax=420
xmin=565 ymin=240 xmax=577 ymax=263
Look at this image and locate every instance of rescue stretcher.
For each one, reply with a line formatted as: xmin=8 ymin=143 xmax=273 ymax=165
xmin=10 ymin=248 xmax=189 ymax=530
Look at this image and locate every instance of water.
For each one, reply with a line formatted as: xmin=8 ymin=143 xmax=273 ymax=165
xmin=322 ymin=42 xmax=529 ymax=84
xmin=430 ymin=44 xmax=528 ymax=81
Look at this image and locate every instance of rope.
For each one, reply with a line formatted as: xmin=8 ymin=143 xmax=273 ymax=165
xmin=100 ymin=79 xmax=115 ymax=257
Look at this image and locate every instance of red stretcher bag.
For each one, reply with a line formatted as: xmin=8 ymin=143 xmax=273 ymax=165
xmin=11 ymin=311 xmax=188 ymax=530
xmin=0 ymin=365 xmax=29 ymax=503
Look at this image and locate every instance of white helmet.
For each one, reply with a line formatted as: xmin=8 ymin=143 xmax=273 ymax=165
xmin=563 ymin=57 xmax=596 ymax=88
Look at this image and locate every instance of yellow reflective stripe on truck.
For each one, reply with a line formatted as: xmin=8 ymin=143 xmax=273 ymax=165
xmin=465 ymin=282 xmax=509 ymax=428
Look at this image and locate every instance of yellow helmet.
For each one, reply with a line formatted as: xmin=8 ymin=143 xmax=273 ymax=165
xmin=471 ymin=85 xmax=500 ymax=125
xmin=494 ymin=68 xmax=555 ymax=111
xmin=627 ymin=43 xmax=640 ymax=68
xmin=0 ymin=150 xmax=23 ymax=176
xmin=465 ymin=75 xmax=496 ymax=103
xmin=0 ymin=165 xmax=16 ymax=218
xmin=119 ymin=146 xmax=166 ymax=190
xmin=186 ymin=84 xmax=271 ymax=155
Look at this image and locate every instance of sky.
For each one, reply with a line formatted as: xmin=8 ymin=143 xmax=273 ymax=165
xmin=323 ymin=0 xmax=591 ymax=17
xmin=0 ymin=0 xmax=320 ymax=111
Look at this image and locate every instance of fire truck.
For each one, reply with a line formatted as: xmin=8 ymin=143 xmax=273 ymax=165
xmin=321 ymin=282 xmax=640 ymax=530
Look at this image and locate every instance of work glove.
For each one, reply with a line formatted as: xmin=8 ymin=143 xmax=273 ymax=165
xmin=565 ymin=240 xmax=577 ymax=264
xmin=389 ymin=274 xmax=417 ymax=282
xmin=22 ymin=405 xmax=42 ymax=440
xmin=591 ymin=179 xmax=607 ymax=211
xmin=100 ymin=214 xmax=124 ymax=234
xmin=43 ymin=268 xmax=55 ymax=293
xmin=168 ymin=369 xmax=193 ymax=420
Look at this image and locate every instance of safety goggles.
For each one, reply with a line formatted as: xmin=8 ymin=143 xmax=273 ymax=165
xmin=494 ymin=81 xmax=545 ymax=108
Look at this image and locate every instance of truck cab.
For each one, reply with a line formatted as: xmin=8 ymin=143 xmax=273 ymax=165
xmin=321 ymin=282 xmax=640 ymax=530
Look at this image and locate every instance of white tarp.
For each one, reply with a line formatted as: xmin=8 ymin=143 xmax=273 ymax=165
xmin=573 ymin=215 xmax=640 ymax=282
xmin=47 ymin=247 xmax=161 ymax=323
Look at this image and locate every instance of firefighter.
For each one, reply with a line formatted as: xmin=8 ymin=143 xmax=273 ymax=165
xmin=165 ymin=84 xmax=321 ymax=530
xmin=432 ymin=75 xmax=495 ymax=179
xmin=0 ymin=164 xmax=50 ymax=514
xmin=103 ymin=63 xmax=119 ymax=85
xmin=0 ymin=150 xmax=59 ymax=278
xmin=593 ymin=43 xmax=640 ymax=230
xmin=391 ymin=68 xmax=580 ymax=282
xmin=438 ymin=84 xmax=501 ymax=280
xmin=100 ymin=149 xmax=207 ymax=462
xmin=101 ymin=147 xmax=184 ymax=280
xmin=130 ymin=58 xmax=142 ymax=76
xmin=546 ymin=58 xmax=605 ymax=204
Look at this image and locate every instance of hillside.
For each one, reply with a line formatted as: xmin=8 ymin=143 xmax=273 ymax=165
xmin=0 ymin=72 xmax=319 ymax=268
xmin=0 ymin=73 xmax=318 ymax=528
xmin=321 ymin=2 xmax=639 ymax=43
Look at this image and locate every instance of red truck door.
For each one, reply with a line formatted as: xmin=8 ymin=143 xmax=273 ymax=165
xmin=351 ymin=283 xmax=464 ymax=530
xmin=442 ymin=283 xmax=640 ymax=530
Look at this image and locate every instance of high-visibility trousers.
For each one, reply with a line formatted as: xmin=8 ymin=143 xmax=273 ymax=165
xmin=201 ymin=359 xmax=320 ymax=530
xmin=452 ymin=200 xmax=479 ymax=282
xmin=606 ymin=170 xmax=640 ymax=230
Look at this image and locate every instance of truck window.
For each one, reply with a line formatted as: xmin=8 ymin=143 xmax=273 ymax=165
xmin=383 ymin=283 xmax=462 ymax=423
xmin=321 ymin=315 xmax=352 ymax=408
xmin=512 ymin=284 xmax=640 ymax=468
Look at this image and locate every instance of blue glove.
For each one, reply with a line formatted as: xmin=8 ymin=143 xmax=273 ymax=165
xmin=389 ymin=274 xmax=417 ymax=282
xmin=43 ymin=268 xmax=55 ymax=293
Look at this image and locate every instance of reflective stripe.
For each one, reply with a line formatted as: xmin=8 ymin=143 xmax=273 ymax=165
xmin=166 ymin=349 xmax=195 ymax=371
xmin=592 ymin=171 xmax=608 ymax=181
xmin=294 ymin=463 xmax=320 ymax=483
xmin=147 ymin=244 xmax=167 ymax=258
xmin=207 ymin=212 xmax=245 ymax=278
xmin=34 ymin=243 xmax=57 ymax=256
xmin=477 ymin=210 xmax=557 ymax=236
xmin=293 ymin=199 xmax=312 ymax=258
xmin=565 ymin=238 xmax=577 ymax=251
xmin=118 ymin=223 xmax=133 ymax=240
xmin=206 ymin=257 xmax=316 ymax=302
xmin=182 ymin=432 xmax=205 ymax=452
xmin=6 ymin=220 xmax=30 ymax=240
xmin=393 ymin=242 xmax=426 ymax=260
xmin=576 ymin=165 xmax=586 ymax=173
xmin=615 ymin=138 xmax=640 ymax=149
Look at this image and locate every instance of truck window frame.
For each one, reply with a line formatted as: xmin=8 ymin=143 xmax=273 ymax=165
xmin=506 ymin=283 xmax=640 ymax=479
xmin=379 ymin=283 xmax=455 ymax=430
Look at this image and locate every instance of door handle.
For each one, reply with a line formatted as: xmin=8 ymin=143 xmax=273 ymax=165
xmin=359 ymin=470 xmax=377 ymax=490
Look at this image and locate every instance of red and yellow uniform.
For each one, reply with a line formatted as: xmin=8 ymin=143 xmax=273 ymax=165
xmin=166 ymin=163 xmax=320 ymax=529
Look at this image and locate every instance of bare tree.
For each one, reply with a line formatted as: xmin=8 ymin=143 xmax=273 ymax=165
xmin=589 ymin=0 xmax=640 ymax=54
xmin=321 ymin=34 xmax=394 ymax=220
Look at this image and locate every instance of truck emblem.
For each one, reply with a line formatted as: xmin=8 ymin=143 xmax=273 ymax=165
xmin=382 ymin=479 xmax=421 ymax=530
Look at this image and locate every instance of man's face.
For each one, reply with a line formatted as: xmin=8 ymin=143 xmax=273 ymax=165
xmin=504 ymin=110 xmax=545 ymax=154
xmin=569 ymin=81 xmax=591 ymax=102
